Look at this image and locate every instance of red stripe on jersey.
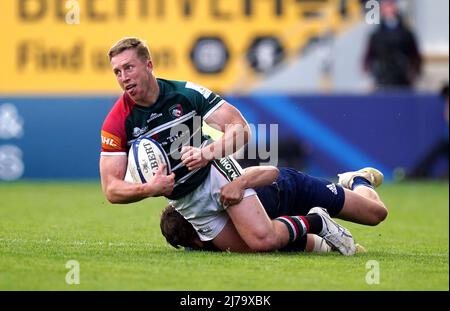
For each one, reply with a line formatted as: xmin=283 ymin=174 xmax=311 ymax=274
xmin=100 ymin=93 xmax=136 ymax=153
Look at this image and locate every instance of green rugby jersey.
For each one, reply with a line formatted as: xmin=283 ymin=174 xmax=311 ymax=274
xmin=101 ymin=78 xmax=225 ymax=199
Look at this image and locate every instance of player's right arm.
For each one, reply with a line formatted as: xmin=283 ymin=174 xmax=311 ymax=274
xmin=100 ymin=155 xmax=174 ymax=204
xmin=100 ymin=103 xmax=174 ymax=204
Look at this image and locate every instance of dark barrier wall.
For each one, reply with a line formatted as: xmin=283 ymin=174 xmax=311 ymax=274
xmin=231 ymin=94 xmax=447 ymax=180
xmin=0 ymin=94 xmax=446 ymax=181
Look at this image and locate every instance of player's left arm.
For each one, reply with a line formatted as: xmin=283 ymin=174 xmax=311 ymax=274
xmin=181 ymin=102 xmax=251 ymax=170
xmin=220 ymin=166 xmax=279 ymax=206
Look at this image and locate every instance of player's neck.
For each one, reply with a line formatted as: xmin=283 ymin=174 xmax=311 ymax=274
xmin=139 ymin=78 xmax=160 ymax=107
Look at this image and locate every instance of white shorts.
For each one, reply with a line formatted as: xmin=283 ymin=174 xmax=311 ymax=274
xmin=169 ymin=157 xmax=256 ymax=241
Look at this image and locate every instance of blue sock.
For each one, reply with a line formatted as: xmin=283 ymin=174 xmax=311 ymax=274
xmin=352 ymin=177 xmax=374 ymax=190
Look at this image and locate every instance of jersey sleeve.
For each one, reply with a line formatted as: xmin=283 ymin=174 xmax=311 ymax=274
xmin=185 ymin=82 xmax=225 ymax=119
xmin=100 ymin=104 xmax=128 ymax=155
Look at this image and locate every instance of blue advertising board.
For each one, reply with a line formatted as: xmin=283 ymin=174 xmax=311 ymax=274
xmin=0 ymin=93 xmax=446 ymax=181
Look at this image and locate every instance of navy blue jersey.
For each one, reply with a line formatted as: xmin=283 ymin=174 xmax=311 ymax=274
xmin=255 ymin=168 xmax=345 ymax=218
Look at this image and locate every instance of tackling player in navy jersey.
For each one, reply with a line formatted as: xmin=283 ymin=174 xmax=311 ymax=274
xmin=160 ymin=165 xmax=387 ymax=253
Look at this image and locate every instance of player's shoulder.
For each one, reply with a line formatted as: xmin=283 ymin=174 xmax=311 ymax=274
xmin=101 ymin=94 xmax=130 ymax=152
xmin=105 ymin=94 xmax=131 ymax=118
xmin=158 ymin=78 xmax=214 ymax=100
xmin=102 ymin=93 xmax=133 ymax=129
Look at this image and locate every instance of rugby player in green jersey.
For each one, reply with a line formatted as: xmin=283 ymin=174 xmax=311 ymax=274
xmin=99 ymin=37 xmax=387 ymax=256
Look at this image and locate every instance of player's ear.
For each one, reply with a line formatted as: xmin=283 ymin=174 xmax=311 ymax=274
xmin=146 ymin=60 xmax=154 ymax=72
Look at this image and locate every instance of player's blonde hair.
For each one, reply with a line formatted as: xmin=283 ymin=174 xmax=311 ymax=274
xmin=108 ymin=37 xmax=151 ymax=62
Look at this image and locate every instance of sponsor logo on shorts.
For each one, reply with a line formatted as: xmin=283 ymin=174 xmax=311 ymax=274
xmin=219 ymin=157 xmax=240 ymax=181
xmin=326 ymin=183 xmax=338 ymax=195
xmin=197 ymin=226 xmax=212 ymax=234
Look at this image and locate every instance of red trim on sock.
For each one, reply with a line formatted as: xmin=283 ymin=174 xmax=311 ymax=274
xmin=299 ymin=216 xmax=310 ymax=233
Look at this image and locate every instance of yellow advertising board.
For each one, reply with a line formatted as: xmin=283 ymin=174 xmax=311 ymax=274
xmin=0 ymin=0 xmax=358 ymax=94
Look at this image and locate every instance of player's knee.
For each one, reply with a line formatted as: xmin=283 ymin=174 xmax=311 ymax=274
xmin=369 ymin=204 xmax=388 ymax=225
xmin=246 ymin=234 xmax=280 ymax=252
xmin=247 ymin=240 xmax=277 ymax=252
xmin=377 ymin=205 xmax=388 ymax=223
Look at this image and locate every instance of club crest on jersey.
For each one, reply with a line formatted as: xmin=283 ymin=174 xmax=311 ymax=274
xmin=169 ymin=104 xmax=183 ymax=119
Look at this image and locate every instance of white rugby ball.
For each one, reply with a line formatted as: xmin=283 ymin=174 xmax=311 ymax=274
xmin=125 ymin=137 xmax=170 ymax=184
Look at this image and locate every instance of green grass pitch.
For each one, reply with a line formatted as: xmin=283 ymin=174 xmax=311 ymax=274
xmin=0 ymin=180 xmax=448 ymax=290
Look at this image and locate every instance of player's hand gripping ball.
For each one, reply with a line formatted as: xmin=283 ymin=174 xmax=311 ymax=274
xmin=125 ymin=137 xmax=170 ymax=183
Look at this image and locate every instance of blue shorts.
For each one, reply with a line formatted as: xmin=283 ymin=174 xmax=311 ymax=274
xmin=255 ymin=168 xmax=345 ymax=218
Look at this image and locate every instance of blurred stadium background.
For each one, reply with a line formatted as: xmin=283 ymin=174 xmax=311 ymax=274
xmin=0 ymin=0 xmax=448 ymax=291
xmin=0 ymin=0 xmax=448 ymax=180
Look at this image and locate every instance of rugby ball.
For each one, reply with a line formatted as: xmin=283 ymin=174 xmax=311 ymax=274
xmin=125 ymin=137 xmax=170 ymax=184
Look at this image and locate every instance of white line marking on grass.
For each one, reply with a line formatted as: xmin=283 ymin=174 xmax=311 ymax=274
xmin=0 ymin=238 xmax=153 ymax=248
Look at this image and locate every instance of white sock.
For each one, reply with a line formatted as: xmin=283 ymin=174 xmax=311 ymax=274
xmin=312 ymin=235 xmax=332 ymax=253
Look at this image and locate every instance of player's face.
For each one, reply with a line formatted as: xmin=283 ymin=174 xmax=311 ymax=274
xmin=110 ymin=49 xmax=153 ymax=103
